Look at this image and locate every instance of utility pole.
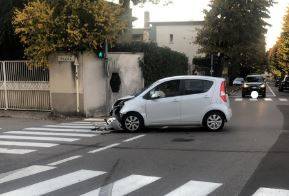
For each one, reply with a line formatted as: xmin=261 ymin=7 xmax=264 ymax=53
xmin=210 ymin=54 xmax=214 ymax=76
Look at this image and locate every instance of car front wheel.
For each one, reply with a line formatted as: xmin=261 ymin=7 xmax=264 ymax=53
xmin=203 ymin=111 xmax=225 ymax=131
xmin=122 ymin=113 xmax=144 ymax=132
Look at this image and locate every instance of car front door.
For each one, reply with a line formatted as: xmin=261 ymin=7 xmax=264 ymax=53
xmin=145 ymin=80 xmax=181 ymax=125
xmin=179 ymin=79 xmax=214 ymax=123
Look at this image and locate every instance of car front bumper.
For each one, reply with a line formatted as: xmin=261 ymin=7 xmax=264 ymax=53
xmin=242 ymin=87 xmax=266 ymax=95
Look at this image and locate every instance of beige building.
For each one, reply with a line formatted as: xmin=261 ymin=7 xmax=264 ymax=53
xmin=150 ymin=21 xmax=204 ymax=67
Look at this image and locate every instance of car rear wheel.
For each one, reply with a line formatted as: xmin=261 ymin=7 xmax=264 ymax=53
xmin=203 ymin=111 xmax=225 ymax=131
xmin=122 ymin=113 xmax=144 ymax=132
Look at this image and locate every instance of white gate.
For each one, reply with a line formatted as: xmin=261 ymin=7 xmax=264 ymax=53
xmin=0 ymin=61 xmax=50 ymax=111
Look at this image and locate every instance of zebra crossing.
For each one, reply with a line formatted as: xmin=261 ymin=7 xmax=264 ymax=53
xmin=0 ymin=121 xmax=98 ymax=155
xmin=232 ymin=97 xmax=289 ymax=103
xmin=0 ymin=164 xmax=287 ymax=196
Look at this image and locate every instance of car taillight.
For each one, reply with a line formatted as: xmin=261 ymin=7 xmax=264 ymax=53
xmin=220 ymin=81 xmax=227 ymax=102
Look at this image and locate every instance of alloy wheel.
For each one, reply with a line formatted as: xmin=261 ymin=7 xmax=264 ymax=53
xmin=124 ymin=116 xmax=140 ymax=132
xmin=207 ymin=114 xmax=223 ymax=131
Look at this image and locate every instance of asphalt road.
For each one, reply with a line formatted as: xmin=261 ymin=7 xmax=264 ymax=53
xmin=0 ymin=84 xmax=288 ymax=196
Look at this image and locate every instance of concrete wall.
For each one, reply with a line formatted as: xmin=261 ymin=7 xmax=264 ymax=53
xmin=49 ymin=52 xmax=144 ymax=117
xmin=49 ymin=53 xmax=84 ymax=115
xmin=81 ymin=52 xmax=107 ymax=117
xmin=106 ymin=53 xmax=144 ymax=111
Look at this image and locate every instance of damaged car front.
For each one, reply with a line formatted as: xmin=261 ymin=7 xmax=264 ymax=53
xmin=110 ymin=95 xmax=135 ymax=122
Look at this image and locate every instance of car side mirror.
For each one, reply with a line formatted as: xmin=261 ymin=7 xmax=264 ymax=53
xmin=150 ymin=91 xmax=162 ymax=99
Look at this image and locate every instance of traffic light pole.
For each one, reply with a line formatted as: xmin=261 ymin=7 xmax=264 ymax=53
xmin=210 ymin=54 xmax=214 ymax=76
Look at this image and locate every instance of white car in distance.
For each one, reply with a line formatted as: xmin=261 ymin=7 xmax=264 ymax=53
xmin=111 ymin=76 xmax=232 ymax=132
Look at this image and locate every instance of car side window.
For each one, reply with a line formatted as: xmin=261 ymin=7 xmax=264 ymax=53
xmin=181 ymin=79 xmax=213 ymax=95
xmin=148 ymin=80 xmax=181 ymax=99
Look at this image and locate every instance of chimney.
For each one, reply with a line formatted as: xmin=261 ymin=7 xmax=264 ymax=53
xmin=144 ymin=11 xmax=150 ymax=29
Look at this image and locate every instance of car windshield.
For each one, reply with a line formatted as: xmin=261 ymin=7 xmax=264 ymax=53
xmin=246 ymin=76 xmax=263 ymax=83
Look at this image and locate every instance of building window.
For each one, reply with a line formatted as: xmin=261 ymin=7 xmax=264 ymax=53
xmin=170 ymin=34 xmax=174 ymax=43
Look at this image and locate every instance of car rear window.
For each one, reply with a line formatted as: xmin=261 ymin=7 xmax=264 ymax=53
xmin=181 ymin=79 xmax=214 ymax=95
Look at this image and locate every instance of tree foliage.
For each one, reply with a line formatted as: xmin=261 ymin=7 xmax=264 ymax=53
xmin=269 ymin=6 xmax=289 ymax=76
xmin=110 ymin=42 xmax=188 ymax=85
xmin=0 ymin=0 xmax=26 ymax=60
xmin=14 ymin=0 xmax=126 ymax=67
xmin=196 ymin=0 xmax=274 ymax=78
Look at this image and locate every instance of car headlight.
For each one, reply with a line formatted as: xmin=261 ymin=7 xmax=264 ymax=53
xmin=243 ymin=84 xmax=249 ymax=88
xmin=260 ymin=84 xmax=266 ymax=88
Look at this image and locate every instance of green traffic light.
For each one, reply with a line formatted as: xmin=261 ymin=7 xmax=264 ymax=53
xmin=98 ymin=51 xmax=104 ymax=59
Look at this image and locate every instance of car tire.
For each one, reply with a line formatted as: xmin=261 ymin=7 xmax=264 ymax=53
xmin=203 ymin=111 xmax=225 ymax=132
xmin=122 ymin=113 xmax=144 ymax=132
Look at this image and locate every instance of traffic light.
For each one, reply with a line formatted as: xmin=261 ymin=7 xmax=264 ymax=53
xmin=96 ymin=44 xmax=105 ymax=59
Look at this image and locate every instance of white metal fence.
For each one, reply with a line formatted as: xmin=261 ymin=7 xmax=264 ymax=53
xmin=0 ymin=61 xmax=50 ymax=111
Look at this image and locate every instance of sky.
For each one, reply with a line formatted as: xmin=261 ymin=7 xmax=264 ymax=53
xmin=132 ymin=0 xmax=289 ymax=50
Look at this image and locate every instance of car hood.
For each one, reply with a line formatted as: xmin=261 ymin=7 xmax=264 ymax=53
xmin=118 ymin=95 xmax=135 ymax=101
xmin=113 ymin=95 xmax=135 ymax=107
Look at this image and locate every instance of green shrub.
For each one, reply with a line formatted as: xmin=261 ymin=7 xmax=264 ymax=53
xmin=110 ymin=42 xmax=188 ymax=86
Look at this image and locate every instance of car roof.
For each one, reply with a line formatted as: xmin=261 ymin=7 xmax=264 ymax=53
xmin=156 ymin=75 xmax=225 ymax=84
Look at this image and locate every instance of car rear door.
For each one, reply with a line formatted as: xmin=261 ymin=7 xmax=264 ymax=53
xmin=179 ymin=79 xmax=214 ymax=124
xmin=145 ymin=80 xmax=182 ymax=125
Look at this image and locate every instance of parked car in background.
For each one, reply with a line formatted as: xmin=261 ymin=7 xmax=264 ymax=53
xmin=275 ymin=77 xmax=282 ymax=87
xmin=242 ymin=75 xmax=266 ymax=98
xmin=279 ymin=75 xmax=289 ymax=92
xmin=233 ymin=78 xmax=244 ymax=86
xmin=111 ymin=76 xmax=232 ymax=132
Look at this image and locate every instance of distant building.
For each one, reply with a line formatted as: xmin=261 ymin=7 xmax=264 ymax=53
xmin=150 ymin=21 xmax=204 ymax=67
xmin=132 ymin=12 xmax=204 ymax=73
xmin=132 ymin=11 xmax=150 ymax=42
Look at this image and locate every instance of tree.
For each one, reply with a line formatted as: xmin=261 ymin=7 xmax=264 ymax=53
xmin=276 ymin=6 xmax=289 ymax=75
xmin=14 ymin=0 xmax=126 ymax=67
xmin=196 ymin=0 xmax=274 ymax=80
xmin=0 ymin=0 xmax=26 ymax=60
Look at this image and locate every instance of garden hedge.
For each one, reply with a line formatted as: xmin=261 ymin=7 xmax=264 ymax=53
xmin=110 ymin=42 xmax=188 ymax=86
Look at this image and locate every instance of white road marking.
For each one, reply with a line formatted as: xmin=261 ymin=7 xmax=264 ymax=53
xmin=267 ymin=84 xmax=277 ymax=97
xmin=71 ymin=121 xmax=95 ymax=124
xmin=24 ymin=127 xmax=94 ymax=133
xmin=84 ymin=118 xmax=105 ymax=122
xmin=60 ymin=123 xmax=93 ymax=126
xmin=123 ymin=135 xmax=146 ymax=142
xmin=6 ymin=131 xmax=95 ymax=138
xmin=235 ymin=98 xmax=243 ymax=102
xmin=279 ymin=98 xmax=288 ymax=102
xmin=0 ymin=148 xmax=35 ymax=154
xmin=249 ymin=98 xmax=258 ymax=102
xmin=44 ymin=125 xmax=95 ymax=129
xmin=264 ymin=98 xmax=273 ymax=101
xmin=0 ymin=135 xmax=78 ymax=142
xmin=47 ymin=155 xmax=82 ymax=166
xmin=81 ymin=174 xmax=160 ymax=196
xmin=88 ymin=143 xmax=120 ymax=153
xmin=0 ymin=165 xmax=55 ymax=184
xmin=0 ymin=170 xmax=105 ymax=196
xmin=165 ymin=180 xmax=222 ymax=196
xmin=0 ymin=141 xmax=58 ymax=148
xmin=252 ymin=187 xmax=289 ymax=196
